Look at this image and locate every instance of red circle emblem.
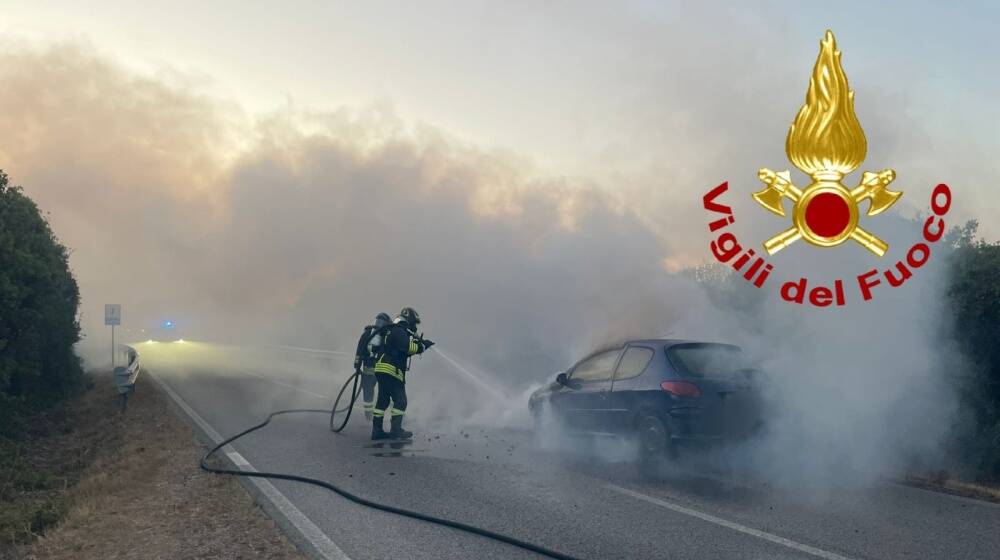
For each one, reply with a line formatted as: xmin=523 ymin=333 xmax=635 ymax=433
xmin=804 ymin=192 xmax=850 ymax=237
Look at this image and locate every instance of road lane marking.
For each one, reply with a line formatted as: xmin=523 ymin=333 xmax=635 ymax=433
xmin=270 ymin=344 xmax=355 ymax=356
xmin=148 ymin=372 xmax=351 ymax=560
xmin=240 ymin=370 xmax=332 ymax=400
xmin=606 ymin=484 xmax=855 ymax=560
xmin=227 ymin=451 xmax=252 ymax=468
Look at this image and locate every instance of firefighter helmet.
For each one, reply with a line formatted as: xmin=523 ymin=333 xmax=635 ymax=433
xmin=398 ymin=307 xmax=421 ymax=331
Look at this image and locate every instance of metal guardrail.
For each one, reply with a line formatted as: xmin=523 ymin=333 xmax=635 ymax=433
xmin=114 ymin=345 xmax=141 ymax=412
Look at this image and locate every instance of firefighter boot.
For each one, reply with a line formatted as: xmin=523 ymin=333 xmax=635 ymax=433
xmin=372 ymin=416 xmax=389 ymax=440
xmin=389 ymin=416 xmax=413 ymax=439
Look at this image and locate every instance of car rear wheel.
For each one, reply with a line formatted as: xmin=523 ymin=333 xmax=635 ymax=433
xmin=636 ymin=414 xmax=672 ymax=473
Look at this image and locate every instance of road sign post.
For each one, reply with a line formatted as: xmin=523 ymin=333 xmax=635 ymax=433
xmin=105 ymin=304 xmax=121 ymax=369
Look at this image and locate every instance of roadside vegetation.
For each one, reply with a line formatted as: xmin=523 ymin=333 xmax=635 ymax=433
xmin=945 ymin=221 xmax=1000 ymax=481
xmin=1 ymin=372 xmax=102 ymax=555
xmin=1 ymin=170 xmax=86 ymax=549
xmin=4 ymin=372 xmax=306 ymax=560
xmin=0 ymin=171 xmax=84 ymax=419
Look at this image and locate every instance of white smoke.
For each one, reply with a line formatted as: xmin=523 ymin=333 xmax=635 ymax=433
xmin=0 ymin=36 xmax=975 ymax=496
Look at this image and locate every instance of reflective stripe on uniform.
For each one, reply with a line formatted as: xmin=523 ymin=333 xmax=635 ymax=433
xmin=373 ymin=408 xmax=385 ymax=417
xmin=390 ymin=408 xmax=406 ymax=416
xmin=363 ymin=402 xmax=374 ymax=410
xmin=408 ymin=340 xmax=419 ymax=355
xmin=373 ymin=359 xmax=398 ymax=375
xmin=374 ymin=358 xmax=405 ymax=381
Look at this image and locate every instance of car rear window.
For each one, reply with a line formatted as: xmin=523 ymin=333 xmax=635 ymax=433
xmin=665 ymin=343 xmax=748 ymax=379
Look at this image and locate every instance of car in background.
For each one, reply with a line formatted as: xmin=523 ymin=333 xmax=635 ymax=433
xmin=142 ymin=320 xmax=186 ymax=344
xmin=528 ymin=339 xmax=766 ymax=464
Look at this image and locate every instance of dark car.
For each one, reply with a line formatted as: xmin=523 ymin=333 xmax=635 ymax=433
xmin=528 ymin=339 xmax=766 ymax=463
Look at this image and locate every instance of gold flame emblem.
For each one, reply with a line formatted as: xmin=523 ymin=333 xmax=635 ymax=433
xmin=753 ymin=30 xmax=901 ymax=256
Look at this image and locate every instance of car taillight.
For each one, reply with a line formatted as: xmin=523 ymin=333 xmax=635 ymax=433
xmin=661 ymin=380 xmax=701 ymax=398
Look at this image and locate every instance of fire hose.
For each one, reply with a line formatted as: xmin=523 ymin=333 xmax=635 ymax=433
xmin=199 ymin=371 xmax=582 ymax=560
xmin=329 ymin=368 xmax=361 ymax=432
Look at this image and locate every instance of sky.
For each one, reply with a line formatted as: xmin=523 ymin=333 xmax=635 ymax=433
xmin=5 ymin=1 xmax=999 ymax=182
xmin=0 ymin=0 xmax=993 ymax=487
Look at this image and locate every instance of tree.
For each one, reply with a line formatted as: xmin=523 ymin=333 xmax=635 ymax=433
xmin=946 ymin=220 xmax=1000 ymax=479
xmin=0 ymin=170 xmax=83 ymax=429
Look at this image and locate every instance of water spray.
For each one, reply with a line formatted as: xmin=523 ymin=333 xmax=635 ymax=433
xmin=431 ymin=346 xmax=510 ymax=401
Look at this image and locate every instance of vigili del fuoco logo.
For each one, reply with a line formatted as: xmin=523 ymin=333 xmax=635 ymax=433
xmin=702 ymin=30 xmax=953 ymax=307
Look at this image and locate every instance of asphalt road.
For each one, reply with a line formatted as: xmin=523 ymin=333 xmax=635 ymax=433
xmin=140 ymin=343 xmax=1000 ymax=560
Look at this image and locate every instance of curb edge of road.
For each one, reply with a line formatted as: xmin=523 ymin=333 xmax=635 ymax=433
xmin=892 ymin=477 xmax=1000 ymax=507
xmin=145 ymin=369 xmax=352 ymax=560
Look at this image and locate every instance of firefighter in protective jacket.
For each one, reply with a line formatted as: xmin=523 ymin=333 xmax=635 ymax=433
xmin=354 ymin=312 xmax=391 ymax=421
xmin=372 ymin=307 xmax=433 ymax=440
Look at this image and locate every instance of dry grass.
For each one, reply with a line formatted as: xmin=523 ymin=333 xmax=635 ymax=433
xmin=1 ymin=372 xmax=306 ymax=560
xmin=902 ymin=471 xmax=1000 ymax=504
xmin=0 ymin=379 xmax=105 ymax=554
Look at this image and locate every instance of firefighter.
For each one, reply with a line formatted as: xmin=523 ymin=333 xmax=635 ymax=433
xmin=354 ymin=312 xmax=391 ymax=421
xmin=372 ymin=307 xmax=433 ymax=440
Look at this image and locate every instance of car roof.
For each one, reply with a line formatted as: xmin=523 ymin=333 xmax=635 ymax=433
xmin=626 ymin=338 xmax=725 ymax=345
xmin=626 ymin=338 xmax=740 ymax=348
xmin=571 ymin=339 xmax=741 ymax=365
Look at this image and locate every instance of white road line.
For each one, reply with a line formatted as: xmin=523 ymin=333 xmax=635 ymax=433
xmin=606 ymin=484 xmax=855 ymax=560
xmin=270 ymin=344 xmax=355 ymax=357
xmin=148 ymin=372 xmax=351 ymax=560
xmin=240 ymin=370 xmax=332 ymax=400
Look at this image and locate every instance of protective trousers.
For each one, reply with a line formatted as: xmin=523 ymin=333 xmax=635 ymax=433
xmin=361 ymin=366 xmax=377 ymax=416
xmin=373 ymin=374 xmax=407 ymax=433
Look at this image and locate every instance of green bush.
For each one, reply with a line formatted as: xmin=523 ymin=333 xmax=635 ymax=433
xmin=0 ymin=170 xmax=83 ymax=431
xmin=946 ymin=221 xmax=1000 ymax=480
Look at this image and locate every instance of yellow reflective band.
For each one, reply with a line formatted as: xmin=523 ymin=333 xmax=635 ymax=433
xmin=408 ymin=340 xmax=419 ymax=354
xmin=374 ymin=361 xmax=398 ymax=375
xmin=373 ymin=408 xmax=385 ymax=417
xmin=374 ymin=359 xmax=405 ymax=381
xmin=363 ymin=403 xmax=374 ymax=410
xmin=390 ymin=408 xmax=406 ymax=416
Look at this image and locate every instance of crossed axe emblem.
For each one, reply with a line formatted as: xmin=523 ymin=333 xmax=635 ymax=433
xmin=752 ymin=168 xmax=902 ymax=256
xmin=754 ymin=30 xmax=903 ymax=257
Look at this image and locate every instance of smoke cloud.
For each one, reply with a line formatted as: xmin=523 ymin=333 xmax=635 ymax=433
xmin=0 ymin=40 xmax=706 ymax=378
xmin=0 ymin=36 xmax=973 ymax=495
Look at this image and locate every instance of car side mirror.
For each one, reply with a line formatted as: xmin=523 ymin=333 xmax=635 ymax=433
xmin=556 ymin=372 xmax=568 ymax=386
